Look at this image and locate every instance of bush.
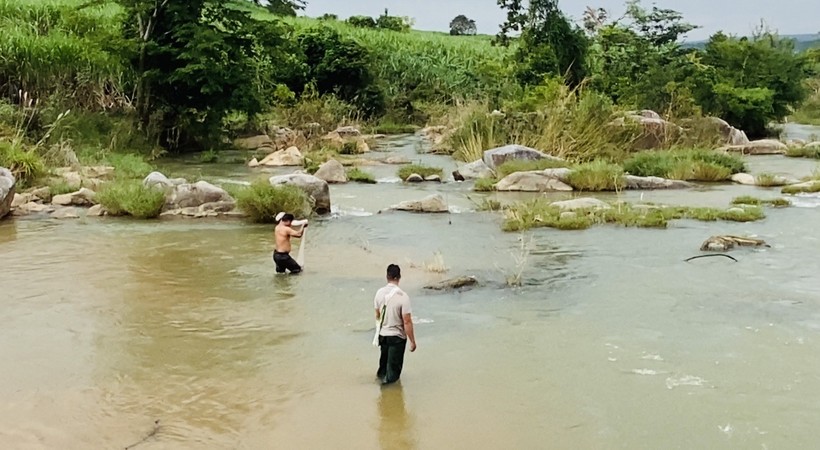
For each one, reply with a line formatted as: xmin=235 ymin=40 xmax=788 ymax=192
xmin=565 ymin=161 xmax=625 ymax=191
xmin=347 ymin=167 xmax=376 ymax=184
xmin=97 ymin=180 xmax=166 ymax=219
xmin=347 ymin=16 xmax=377 ymax=28
xmin=105 ymin=153 xmax=154 ymax=179
xmin=199 ymin=149 xmax=219 ymax=164
xmin=397 ymin=164 xmax=443 ymax=181
xmin=48 ymin=180 xmax=76 ymax=196
xmin=496 ymin=158 xmax=570 ymax=178
xmin=376 ymin=15 xmax=410 ymax=32
xmin=235 ymin=180 xmax=312 ymax=223
xmin=0 ymin=141 xmax=45 ymax=185
xmin=623 ymin=148 xmax=744 ymax=180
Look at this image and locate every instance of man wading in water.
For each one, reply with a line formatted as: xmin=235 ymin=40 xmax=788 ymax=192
xmin=273 ymin=213 xmax=306 ymax=274
xmin=374 ymin=264 xmax=416 ymax=385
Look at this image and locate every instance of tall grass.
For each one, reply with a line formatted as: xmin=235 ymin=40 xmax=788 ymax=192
xmin=623 ymin=148 xmax=745 ymax=181
xmin=97 ymin=179 xmax=165 ymax=219
xmin=234 ymin=180 xmax=312 ymax=223
xmin=565 ymin=161 xmax=625 ymax=191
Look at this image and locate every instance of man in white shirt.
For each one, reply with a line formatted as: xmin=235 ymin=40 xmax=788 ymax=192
xmin=374 ymin=264 xmax=416 ymax=385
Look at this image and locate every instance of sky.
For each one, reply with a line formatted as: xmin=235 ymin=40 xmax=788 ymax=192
xmin=302 ymin=0 xmax=819 ymax=41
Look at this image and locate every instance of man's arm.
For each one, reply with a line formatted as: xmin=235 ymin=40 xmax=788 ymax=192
xmin=403 ymin=313 xmax=416 ymax=352
xmin=288 ymin=225 xmax=306 ymax=238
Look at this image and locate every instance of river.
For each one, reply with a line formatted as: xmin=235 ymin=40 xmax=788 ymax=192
xmin=2 ymin=126 xmax=820 ymax=449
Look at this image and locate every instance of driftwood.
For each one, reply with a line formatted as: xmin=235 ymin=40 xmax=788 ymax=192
xmin=424 ymin=276 xmax=478 ymax=291
xmin=700 ymin=235 xmax=770 ymax=252
xmin=124 ymin=420 xmax=160 ymax=450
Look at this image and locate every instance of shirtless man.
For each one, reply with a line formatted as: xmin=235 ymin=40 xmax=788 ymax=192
xmin=273 ymin=213 xmax=306 ymax=274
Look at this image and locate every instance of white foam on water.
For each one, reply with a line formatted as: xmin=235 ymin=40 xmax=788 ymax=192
xmin=631 ymin=369 xmax=659 ymax=376
xmin=718 ymin=423 xmax=734 ymax=437
xmin=376 ymin=177 xmax=401 ymax=184
xmin=414 ymin=318 xmax=435 ymax=324
xmin=790 ymin=194 xmax=820 ymax=208
xmin=641 ymin=353 xmax=664 ymax=361
xmin=666 ymin=374 xmax=708 ymax=389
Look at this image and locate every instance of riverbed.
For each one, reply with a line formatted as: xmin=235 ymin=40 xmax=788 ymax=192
xmin=2 ymin=126 xmax=820 ymax=449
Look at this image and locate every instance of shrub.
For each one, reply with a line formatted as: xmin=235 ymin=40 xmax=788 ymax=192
xmin=496 ymin=158 xmax=570 ymax=178
xmin=565 ymin=161 xmax=625 ymax=191
xmin=690 ymin=161 xmax=732 ymax=181
xmin=473 ymin=178 xmax=497 ymax=192
xmin=0 ymin=141 xmax=44 ymax=185
xmin=199 ymin=149 xmax=219 ymax=164
xmin=234 ymin=180 xmax=312 ymax=223
xmin=785 ymin=146 xmax=820 ymax=158
xmin=339 ymin=141 xmax=359 ymax=155
xmin=623 ymin=148 xmax=744 ymax=180
xmin=105 ymin=153 xmax=153 ymax=179
xmin=397 ymin=164 xmax=443 ymax=181
xmin=347 ymin=15 xmax=377 ymax=28
xmin=376 ymin=15 xmax=410 ymax=33
xmin=755 ymin=173 xmax=786 ymax=187
xmin=347 ymin=167 xmax=376 ymax=184
xmin=371 ymin=122 xmax=417 ymax=134
xmin=48 ymin=180 xmax=76 ymax=196
xmin=97 ymin=180 xmax=165 ymax=219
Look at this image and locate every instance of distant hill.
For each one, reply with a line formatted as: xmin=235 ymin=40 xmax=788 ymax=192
xmin=683 ymin=33 xmax=820 ymax=52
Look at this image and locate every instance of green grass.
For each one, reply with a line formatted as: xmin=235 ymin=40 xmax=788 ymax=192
xmin=731 ymin=195 xmax=791 ymax=207
xmin=785 ymin=146 xmax=820 ymax=159
xmin=755 ymin=173 xmax=786 ymax=187
xmin=96 ymin=179 xmax=165 ymax=219
xmin=473 ymin=178 xmax=497 ymax=192
xmin=782 ymin=181 xmax=820 ymax=194
xmin=234 ymin=179 xmax=312 ymax=223
xmin=199 ymin=149 xmax=219 ymax=164
xmin=0 ymin=140 xmax=45 ymax=185
xmin=48 ymin=179 xmax=75 ymax=196
xmin=397 ymin=164 xmax=443 ymax=181
xmin=347 ymin=167 xmax=376 ymax=184
xmin=104 ymin=153 xmax=153 ymax=179
xmin=502 ymin=199 xmax=766 ymax=232
xmin=565 ymin=161 xmax=625 ymax=191
xmin=495 ymin=158 xmax=570 ymax=178
xmin=370 ymin=122 xmax=417 ymax=135
xmin=622 ymin=148 xmax=744 ymax=181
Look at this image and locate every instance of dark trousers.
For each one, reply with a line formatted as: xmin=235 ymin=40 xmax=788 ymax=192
xmin=273 ymin=251 xmax=302 ymax=274
xmin=377 ymin=335 xmax=407 ymax=384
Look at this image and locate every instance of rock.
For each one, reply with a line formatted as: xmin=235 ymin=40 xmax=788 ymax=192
xmin=314 ymin=159 xmax=348 ymax=184
xmin=393 ymin=193 xmax=448 ymax=213
xmin=12 ymin=202 xmax=54 ymax=216
xmin=786 ymin=139 xmax=806 ymax=147
xmin=550 ymin=197 xmax=611 ymax=211
xmin=28 ymin=186 xmax=51 ymax=201
xmin=636 ymin=109 xmax=662 ymax=119
xmin=731 ymin=173 xmax=757 ymax=186
xmin=168 ymin=181 xmax=233 ymax=209
xmin=629 ymin=116 xmax=681 ymax=150
xmin=424 ymin=276 xmax=478 ymax=291
xmin=560 ymin=212 xmax=577 ymax=220
xmin=483 ymin=144 xmax=561 ymax=170
xmin=424 ymin=174 xmax=442 ymax=182
xmin=12 ymin=192 xmax=35 ymax=208
xmin=495 ymin=171 xmax=573 ymax=192
xmin=700 ymin=235 xmax=770 ymax=252
xmin=333 ymin=126 xmax=361 ymax=137
xmin=405 ymin=173 xmax=424 ymax=183
xmin=269 ymin=173 xmax=331 ymax=214
xmin=706 ymin=117 xmax=750 ymax=146
xmin=143 ymin=171 xmax=184 ymax=190
xmin=51 ymin=207 xmax=80 ymax=219
xmin=87 ymin=204 xmax=106 ymax=217
xmin=453 ymin=159 xmax=495 ymax=180
xmin=624 ymin=175 xmax=693 ymax=190
xmin=234 ymin=134 xmax=274 ymax=150
xmin=723 ymin=139 xmax=788 ymax=155
xmin=257 ymin=146 xmax=304 ymax=167
xmin=51 ymin=187 xmax=96 ymax=206
xmin=0 ymin=167 xmax=15 ymax=219
xmin=383 ymin=155 xmax=410 ymax=165
xmin=806 ymin=141 xmax=820 ymax=150
xmin=419 ymin=126 xmax=449 ymax=147
xmin=542 ymin=168 xmax=573 ymax=183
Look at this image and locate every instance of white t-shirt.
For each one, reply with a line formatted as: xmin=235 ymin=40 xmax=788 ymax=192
xmin=374 ymin=284 xmax=412 ymax=339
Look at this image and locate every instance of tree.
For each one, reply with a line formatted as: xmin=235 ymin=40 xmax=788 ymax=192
xmin=496 ymin=0 xmax=589 ymax=87
xmin=347 ymin=15 xmax=377 ymax=28
xmin=252 ymin=0 xmax=306 ymax=16
xmin=449 ymin=15 xmax=477 ymax=36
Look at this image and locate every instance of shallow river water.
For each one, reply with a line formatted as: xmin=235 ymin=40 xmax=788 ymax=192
xmin=2 ymin=129 xmax=820 ymax=449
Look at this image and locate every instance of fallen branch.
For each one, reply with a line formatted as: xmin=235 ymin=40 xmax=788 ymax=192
xmin=124 ymin=420 xmax=160 ymax=450
xmin=684 ymin=254 xmax=738 ymax=263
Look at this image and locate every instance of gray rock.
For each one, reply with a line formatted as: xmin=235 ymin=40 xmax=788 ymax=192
xmin=624 ymin=175 xmax=693 ymax=190
xmin=542 ymin=168 xmax=573 ymax=183
xmin=0 ymin=167 xmax=15 ymax=220
xmin=731 ymin=173 xmax=756 ymax=186
xmin=314 ymin=159 xmax=348 ymax=184
xmin=394 ymin=193 xmax=448 ymax=213
xmin=12 ymin=202 xmax=54 ymax=216
xmin=424 ymin=276 xmax=478 ymax=290
xmin=234 ymin=134 xmax=274 ymax=150
xmin=706 ymin=117 xmax=750 ymax=146
xmin=255 ymin=146 xmax=304 ymax=167
xmin=12 ymin=192 xmax=35 ymax=208
xmin=51 ymin=187 xmax=97 ymax=206
xmin=495 ymin=171 xmax=573 ymax=192
xmin=483 ymin=144 xmax=561 ymax=170
xmin=405 ymin=173 xmax=424 ymax=183
xmin=143 ymin=171 xmax=185 ymax=190
xmin=453 ymin=159 xmax=495 ymax=180
xmin=168 ymin=181 xmax=233 ymax=209
xmin=424 ymin=174 xmax=442 ymax=182
xmin=269 ymin=173 xmax=331 ymax=214
xmin=51 ymin=207 xmax=80 ymax=219
xmin=700 ymin=235 xmax=770 ymax=252
xmin=723 ymin=139 xmax=788 ymax=155
xmin=333 ymin=126 xmax=361 ymax=137
xmin=551 ymin=197 xmax=611 ymax=211
xmin=87 ymin=204 xmax=106 ymax=217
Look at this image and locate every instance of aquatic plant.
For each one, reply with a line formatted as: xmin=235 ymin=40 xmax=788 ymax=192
xmin=347 ymin=167 xmax=376 ymax=184
xmin=234 ymin=180 xmax=312 ymax=223
xmin=96 ymin=180 xmax=165 ymax=219
xmin=785 ymin=146 xmax=820 ymax=159
xmin=397 ymin=164 xmax=443 ymax=181
xmin=565 ymin=161 xmax=625 ymax=191
xmin=495 ymin=158 xmax=570 ymax=178
xmin=473 ymin=178 xmax=497 ymax=192
xmin=622 ymin=148 xmax=744 ymax=181
xmin=782 ymin=181 xmax=820 ymax=195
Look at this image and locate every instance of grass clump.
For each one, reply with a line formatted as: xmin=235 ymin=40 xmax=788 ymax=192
xmin=0 ymin=141 xmax=45 ymax=185
xmin=371 ymin=122 xmax=417 ymax=135
xmin=495 ymin=158 xmax=570 ymax=178
xmin=105 ymin=153 xmax=154 ymax=180
xmin=234 ymin=180 xmax=312 ymax=223
xmin=97 ymin=180 xmax=166 ymax=219
xmin=473 ymin=178 xmax=497 ymax=192
xmin=754 ymin=173 xmax=788 ymax=187
xmin=622 ymin=148 xmax=743 ymax=181
xmin=565 ymin=161 xmax=625 ymax=191
xmin=782 ymin=181 xmax=820 ymax=195
xmin=397 ymin=164 xmax=443 ymax=181
xmin=199 ymin=149 xmax=219 ymax=164
xmin=785 ymin=146 xmax=820 ymax=159
xmin=48 ymin=180 xmax=76 ymax=196
xmin=347 ymin=167 xmax=376 ymax=184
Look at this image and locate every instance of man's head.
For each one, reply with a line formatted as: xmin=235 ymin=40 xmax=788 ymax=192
xmin=386 ymin=264 xmax=401 ymax=282
xmin=279 ymin=213 xmax=294 ymax=225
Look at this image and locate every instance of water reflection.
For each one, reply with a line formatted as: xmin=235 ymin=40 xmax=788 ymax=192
xmin=378 ymin=385 xmax=416 ymax=450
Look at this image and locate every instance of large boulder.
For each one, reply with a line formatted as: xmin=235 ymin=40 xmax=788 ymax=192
xmin=314 ymin=159 xmax=348 ymax=184
xmin=730 ymin=173 xmax=756 ymax=186
xmin=495 ymin=171 xmax=573 ymax=192
xmin=52 ymin=187 xmax=97 ymax=206
xmin=706 ymin=117 xmax=750 ymax=146
xmin=453 ymin=159 xmax=495 ymax=181
xmin=167 ymin=181 xmax=233 ymax=209
xmin=0 ymin=167 xmax=15 ymax=220
xmin=143 ymin=171 xmax=186 ymax=190
xmin=253 ymin=146 xmax=304 ymax=167
xmin=723 ymin=139 xmax=787 ymax=155
xmin=483 ymin=144 xmax=560 ymax=170
xmin=333 ymin=126 xmax=361 ymax=137
xmin=393 ymin=193 xmax=448 ymax=213
xmin=269 ymin=173 xmax=331 ymax=214
xmin=234 ymin=134 xmax=274 ymax=150
xmin=624 ymin=175 xmax=692 ymax=190
xmin=550 ymin=197 xmax=611 ymax=211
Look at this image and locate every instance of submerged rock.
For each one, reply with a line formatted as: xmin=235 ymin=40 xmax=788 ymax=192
xmin=167 ymin=181 xmax=233 ymax=209
xmin=405 ymin=173 xmax=424 ymax=183
xmin=234 ymin=134 xmax=274 ymax=150
xmin=700 ymin=235 xmax=770 ymax=252
xmin=730 ymin=173 xmax=756 ymax=186
xmin=483 ymin=144 xmax=561 ymax=170
xmin=50 ymin=207 xmax=80 ymax=219
xmin=495 ymin=171 xmax=573 ymax=192
xmin=424 ymin=276 xmax=478 ymax=291
xmin=624 ymin=175 xmax=692 ymax=190
xmin=551 ymin=197 xmax=611 ymax=211
xmin=722 ymin=139 xmax=787 ymax=155
xmin=314 ymin=159 xmax=348 ymax=184
xmin=393 ymin=193 xmax=448 ymax=213
xmin=269 ymin=173 xmax=331 ymax=214
xmin=0 ymin=167 xmax=15 ymax=220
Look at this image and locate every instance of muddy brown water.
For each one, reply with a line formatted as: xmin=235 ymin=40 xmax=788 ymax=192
xmin=2 ymin=127 xmax=820 ymax=449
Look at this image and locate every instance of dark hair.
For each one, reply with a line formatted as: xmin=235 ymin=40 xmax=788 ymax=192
xmin=386 ymin=264 xmax=401 ymax=280
xmin=281 ymin=213 xmax=295 ymax=222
